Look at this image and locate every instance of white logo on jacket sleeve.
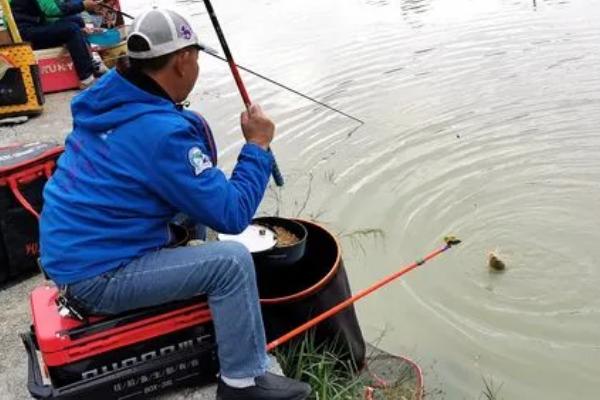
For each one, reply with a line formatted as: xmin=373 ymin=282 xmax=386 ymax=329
xmin=188 ymin=147 xmax=213 ymax=175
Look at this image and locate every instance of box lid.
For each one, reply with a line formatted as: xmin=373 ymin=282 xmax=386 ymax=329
xmin=30 ymin=285 xmax=212 ymax=367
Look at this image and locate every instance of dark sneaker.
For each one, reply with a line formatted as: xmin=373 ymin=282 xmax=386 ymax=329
xmin=93 ymin=59 xmax=108 ymax=77
xmin=216 ymin=372 xmax=311 ymax=400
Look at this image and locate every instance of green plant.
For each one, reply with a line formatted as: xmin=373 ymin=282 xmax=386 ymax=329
xmin=275 ymin=331 xmax=425 ymax=400
xmin=274 ymin=332 xmax=364 ymax=400
xmin=339 ymin=228 xmax=386 ymax=255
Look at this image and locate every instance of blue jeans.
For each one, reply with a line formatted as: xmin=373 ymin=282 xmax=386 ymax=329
xmin=19 ymin=15 xmax=94 ymax=80
xmin=65 ymin=241 xmax=270 ymax=378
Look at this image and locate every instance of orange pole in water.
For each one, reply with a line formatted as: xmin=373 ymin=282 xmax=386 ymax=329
xmin=266 ymin=237 xmax=461 ymax=351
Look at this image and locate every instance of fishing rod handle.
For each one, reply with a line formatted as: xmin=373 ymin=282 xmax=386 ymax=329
xmin=237 ymin=86 xmax=283 ymax=187
xmin=241 ymin=99 xmax=284 ymax=187
xmin=269 ymin=149 xmax=284 ymax=186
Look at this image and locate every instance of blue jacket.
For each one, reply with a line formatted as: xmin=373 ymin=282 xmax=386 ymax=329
xmin=40 ymin=70 xmax=273 ymax=285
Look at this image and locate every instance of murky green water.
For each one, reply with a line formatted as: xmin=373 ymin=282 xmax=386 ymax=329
xmin=125 ymin=0 xmax=600 ymax=398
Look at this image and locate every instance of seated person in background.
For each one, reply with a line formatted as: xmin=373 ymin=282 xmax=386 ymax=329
xmin=39 ymin=8 xmax=311 ymax=400
xmin=10 ymin=0 xmax=106 ymax=88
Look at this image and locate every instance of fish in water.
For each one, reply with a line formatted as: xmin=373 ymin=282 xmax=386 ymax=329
xmin=488 ymin=252 xmax=506 ymax=271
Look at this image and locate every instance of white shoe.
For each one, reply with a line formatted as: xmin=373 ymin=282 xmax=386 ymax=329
xmin=79 ymin=75 xmax=95 ymax=90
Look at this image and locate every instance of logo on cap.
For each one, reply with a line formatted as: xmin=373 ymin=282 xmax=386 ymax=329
xmin=180 ymin=24 xmax=193 ymax=40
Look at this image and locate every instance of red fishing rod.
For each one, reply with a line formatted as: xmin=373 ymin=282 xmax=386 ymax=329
xmin=202 ymin=0 xmax=284 ymax=187
xmin=266 ymin=236 xmax=461 ymax=351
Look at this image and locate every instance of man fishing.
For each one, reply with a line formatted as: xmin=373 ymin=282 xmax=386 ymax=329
xmin=10 ymin=0 xmax=106 ymax=88
xmin=39 ymin=8 xmax=310 ymax=400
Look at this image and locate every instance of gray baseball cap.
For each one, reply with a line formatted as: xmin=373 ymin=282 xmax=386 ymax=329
xmin=127 ymin=9 xmax=207 ymax=59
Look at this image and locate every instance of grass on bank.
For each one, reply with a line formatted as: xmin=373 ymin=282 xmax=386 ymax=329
xmin=273 ymin=332 xmax=420 ymax=400
xmin=274 ymin=333 xmax=505 ymax=400
xmin=274 ymin=333 xmax=364 ymax=400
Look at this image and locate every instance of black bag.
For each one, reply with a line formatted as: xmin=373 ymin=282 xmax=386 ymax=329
xmin=0 ymin=142 xmax=63 ymax=284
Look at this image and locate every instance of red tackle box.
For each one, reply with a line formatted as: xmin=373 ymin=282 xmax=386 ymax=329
xmin=22 ymin=285 xmax=219 ymax=399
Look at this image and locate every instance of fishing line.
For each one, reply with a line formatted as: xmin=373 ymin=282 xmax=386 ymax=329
xmin=203 ymin=51 xmax=365 ymax=127
xmin=98 ymin=5 xmax=365 ymax=131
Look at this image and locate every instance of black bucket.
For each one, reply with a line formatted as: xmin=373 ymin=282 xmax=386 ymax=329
xmin=257 ymin=219 xmax=366 ymax=369
xmin=252 ymin=216 xmax=308 ymax=268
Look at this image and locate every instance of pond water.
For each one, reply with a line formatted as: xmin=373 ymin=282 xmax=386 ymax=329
xmin=123 ymin=0 xmax=600 ymax=398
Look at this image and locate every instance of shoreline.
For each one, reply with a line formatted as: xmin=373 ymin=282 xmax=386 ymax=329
xmin=0 ymin=275 xmax=423 ymax=400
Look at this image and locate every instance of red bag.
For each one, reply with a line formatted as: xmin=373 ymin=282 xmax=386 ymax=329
xmin=0 ymin=142 xmax=63 ymax=284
